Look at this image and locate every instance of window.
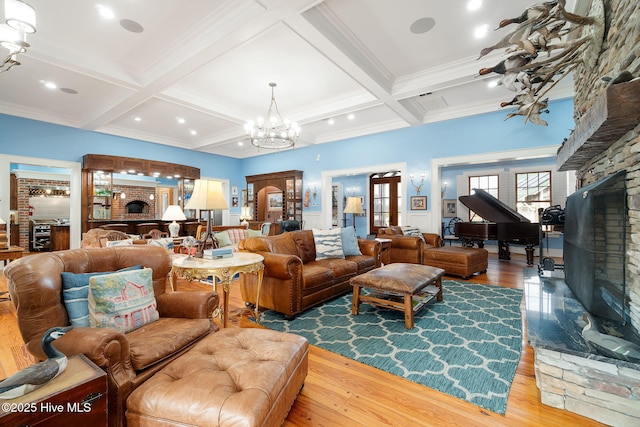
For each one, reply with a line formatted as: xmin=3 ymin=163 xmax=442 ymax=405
xmin=469 ymin=175 xmax=498 ymax=197
xmin=516 ymin=171 xmax=551 ymax=223
xmin=468 ymin=174 xmax=498 ymax=221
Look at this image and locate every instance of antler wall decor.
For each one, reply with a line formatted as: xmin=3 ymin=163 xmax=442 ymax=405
xmin=478 ymin=0 xmax=604 ymax=126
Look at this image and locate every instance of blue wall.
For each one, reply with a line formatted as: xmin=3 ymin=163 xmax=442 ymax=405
xmin=1 ymin=98 xmax=574 ymax=217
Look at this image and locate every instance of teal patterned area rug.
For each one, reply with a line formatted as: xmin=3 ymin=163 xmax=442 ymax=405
xmin=258 ymin=280 xmax=524 ymax=414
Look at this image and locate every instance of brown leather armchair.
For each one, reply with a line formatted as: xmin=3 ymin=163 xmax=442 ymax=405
xmin=377 ymin=226 xmax=442 ymax=264
xmin=4 ymin=246 xmax=218 ymax=427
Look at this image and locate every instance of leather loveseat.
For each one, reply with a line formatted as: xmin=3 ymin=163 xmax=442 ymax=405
xmin=238 ymin=229 xmax=381 ymax=318
xmin=377 ymin=226 xmax=442 ymax=264
xmin=4 ymin=246 xmax=218 ymax=427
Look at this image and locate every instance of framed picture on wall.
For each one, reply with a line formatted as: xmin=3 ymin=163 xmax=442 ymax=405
xmin=443 ymin=199 xmax=457 ymax=217
xmin=410 ymin=196 xmax=427 ymax=210
xmin=267 ymin=192 xmax=283 ymax=211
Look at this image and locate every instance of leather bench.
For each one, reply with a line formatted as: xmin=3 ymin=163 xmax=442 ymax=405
xmin=126 ymin=328 xmax=308 ymax=427
xmin=422 ymin=246 xmax=488 ymax=279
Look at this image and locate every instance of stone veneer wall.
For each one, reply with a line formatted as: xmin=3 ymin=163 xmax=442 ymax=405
xmin=534 ymin=2 xmax=640 ymax=426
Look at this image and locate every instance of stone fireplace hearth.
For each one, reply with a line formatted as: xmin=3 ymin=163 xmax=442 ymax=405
xmin=525 ymin=269 xmax=640 ymax=426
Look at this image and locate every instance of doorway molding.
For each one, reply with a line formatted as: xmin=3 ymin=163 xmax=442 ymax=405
xmin=321 ymin=162 xmax=407 ymax=231
xmin=429 ymin=145 xmax=560 ymax=233
xmin=0 ymin=154 xmax=82 ymax=249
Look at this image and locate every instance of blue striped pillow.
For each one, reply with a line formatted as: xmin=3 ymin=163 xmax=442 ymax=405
xmin=312 ymin=228 xmax=345 ymax=260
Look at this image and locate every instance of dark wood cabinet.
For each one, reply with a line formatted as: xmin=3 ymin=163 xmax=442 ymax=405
xmin=81 ymin=154 xmax=200 ymax=233
xmin=50 ymin=225 xmax=70 ymax=251
xmin=10 ymin=173 xmax=17 ymax=210
xmin=0 ymin=354 xmax=107 ymax=427
xmin=245 ymin=170 xmax=303 ymax=224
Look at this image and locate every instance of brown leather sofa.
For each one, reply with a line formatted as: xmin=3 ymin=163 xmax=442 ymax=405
xmin=377 ymin=226 xmax=442 ymax=264
xmin=238 ymin=229 xmax=381 ymax=318
xmin=4 ymin=246 xmax=218 ymax=427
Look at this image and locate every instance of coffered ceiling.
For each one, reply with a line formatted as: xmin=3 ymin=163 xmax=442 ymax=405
xmin=0 ymin=0 xmax=585 ymax=158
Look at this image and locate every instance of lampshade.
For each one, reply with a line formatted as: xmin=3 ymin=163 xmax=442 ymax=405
xmin=161 ymin=205 xmax=186 ymax=221
xmin=4 ymin=0 xmax=37 ymax=34
xmin=0 ymin=217 xmax=5 ymax=225
xmin=343 ymin=197 xmax=364 ymax=214
xmin=240 ymin=206 xmax=252 ymax=220
xmin=184 ymin=179 xmax=229 ymax=211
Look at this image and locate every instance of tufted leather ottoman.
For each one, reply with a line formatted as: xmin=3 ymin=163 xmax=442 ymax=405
xmin=351 ymin=263 xmax=445 ymax=329
xmin=422 ymin=246 xmax=488 ymax=279
xmin=125 ymin=328 xmax=308 ymax=427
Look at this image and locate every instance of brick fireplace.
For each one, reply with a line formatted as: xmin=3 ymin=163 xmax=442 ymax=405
xmin=530 ymin=1 xmax=640 ymax=426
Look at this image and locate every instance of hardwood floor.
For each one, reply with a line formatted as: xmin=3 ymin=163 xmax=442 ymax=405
xmin=0 ymin=253 xmax=605 ymax=426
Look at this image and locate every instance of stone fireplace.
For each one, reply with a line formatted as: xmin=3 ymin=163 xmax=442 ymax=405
xmin=528 ymin=1 xmax=640 ymax=426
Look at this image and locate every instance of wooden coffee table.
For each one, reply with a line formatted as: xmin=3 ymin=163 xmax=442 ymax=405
xmin=351 ymin=263 xmax=445 ymax=329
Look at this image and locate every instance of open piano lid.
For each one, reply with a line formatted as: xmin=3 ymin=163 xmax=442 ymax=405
xmin=458 ymin=189 xmax=531 ymax=223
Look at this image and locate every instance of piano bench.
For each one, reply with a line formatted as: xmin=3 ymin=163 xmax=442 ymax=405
xmin=422 ymin=246 xmax=488 ymax=279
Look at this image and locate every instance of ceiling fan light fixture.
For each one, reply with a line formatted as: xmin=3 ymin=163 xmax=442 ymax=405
xmin=245 ymin=82 xmax=299 ymax=150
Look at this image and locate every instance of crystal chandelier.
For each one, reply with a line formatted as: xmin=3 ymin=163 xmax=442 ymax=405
xmin=1 ymin=0 xmax=36 ymax=74
xmin=244 ymin=82 xmax=300 ymax=150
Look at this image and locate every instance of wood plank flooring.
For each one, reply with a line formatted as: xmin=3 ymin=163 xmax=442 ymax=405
xmin=0 ymin=253 xmax=605 ymax=426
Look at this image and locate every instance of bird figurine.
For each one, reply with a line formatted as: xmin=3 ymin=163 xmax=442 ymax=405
xmin=581 ymin=313 xmax=640 ymax=363
xmin=0 ymin=326 xmax=73 ymax=399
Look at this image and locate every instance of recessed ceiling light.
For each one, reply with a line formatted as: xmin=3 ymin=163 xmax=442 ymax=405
xmin=410 ymin=17 xmax=436 ymax=34
xmin=347 ymin=113 xmax=355 ymax=120
xmin=59 ymin=87 xmax=78 ymax=95
xmin=177 ymin=117 xmax=185 ymax=124
xmin=327 ymin=118 xmax=335 ymax=125
xmin=238 ymin=141 xmax=244 ymax=146
xmin=467 ymin=0 xmax=482 ymax=11
xmin=134 ymin=117 xmax=141 ymax=122
xmin=96 ymin=5 xmax=115 ymax=19
xmin=190 ymin=130 xmax=197 ymax=135
xmin=43 ymin=81 xmax=57 ymax=90
xmin=120 ymin=19 xmax=144 ymax=33
xmin=487 ymin=79 xmax=499 ymax=88
xmin=474 ymin=24 xmax=489 ymax=39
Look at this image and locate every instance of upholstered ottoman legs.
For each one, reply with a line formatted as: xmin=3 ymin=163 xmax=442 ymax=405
xmin=126 ymin=328 xmax=308 ymax=427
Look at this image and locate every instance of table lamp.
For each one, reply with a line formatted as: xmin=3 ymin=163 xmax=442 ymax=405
xmin=343 ymin=197 xmax=364 ymax=233
xmin=185 ymin=179 xmax=229 ymax=251
xmin=240 ymin=206 xmax=252 ymax=228
xmin=162 ymin=205 xmax=187 ymax=237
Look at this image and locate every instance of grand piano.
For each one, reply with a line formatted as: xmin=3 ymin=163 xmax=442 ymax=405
xmin=454 ymin=189 xmax=539 ymax=265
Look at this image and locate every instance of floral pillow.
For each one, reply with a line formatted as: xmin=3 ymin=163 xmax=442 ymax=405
xmin=88 ymin=268 xmax=159 ymax=333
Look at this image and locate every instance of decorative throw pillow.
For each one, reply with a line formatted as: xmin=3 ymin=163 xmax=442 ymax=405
xmin=401 ymin=226 xmax=426 ymax=242
xmin=147 ymin=237 xmax=174 ymax=250
xmin=88 ymin=268 xmax=159 ymax=333
xmin=214 ymin=231 xmax=233 ymax=247
xmin=105 ymin=238 xmax=134 ymax=247
xmin=247 ymin=229 xmax=262 ymax=238
xmin=341 ymin=226 xmax=362 ymax=256
xmin=226 ymin=228 xmax=248 ymax=244
xmin=61 ymin=265 xmax=143 ymax=327
xmin=312 ymin=228 xmax=345 ymax=260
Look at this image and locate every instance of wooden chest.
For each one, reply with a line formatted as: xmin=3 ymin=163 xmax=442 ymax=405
xmin=0 ymin=354 xmax=107 ymax=426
